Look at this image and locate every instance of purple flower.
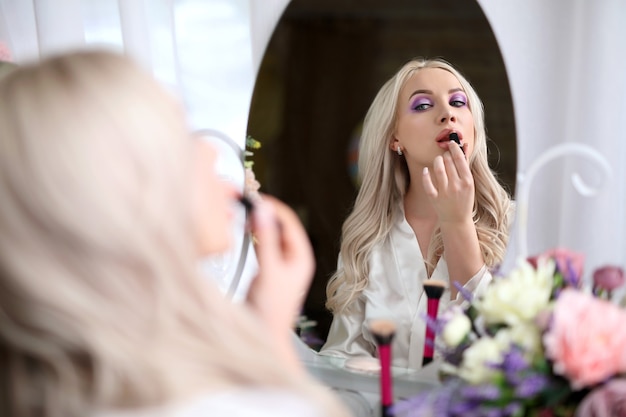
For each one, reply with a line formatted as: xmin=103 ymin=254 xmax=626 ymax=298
xmin=503 ymin=402 xmax=522 ymax=416
xmin=528 ymin=248 xmax=585 ymax=288
xmin=453 ymin=280 xmax=474 ymax=302
xmin=460 ymin=384 xmax=501 ymax=401
xmin=422 ymin=313 xmax=445 ymax=334
xmin=514 ymin=374 xmax=549 ymax=398
xmin=593 ymin=266 xmax=625 ymax=293
xmin=500 ymin=347 xmax=530 ymax=384
xmin=502 ymin=347 xmax=528 ymax=372
xmin=576 ymin=378 xmax=626 ymax=417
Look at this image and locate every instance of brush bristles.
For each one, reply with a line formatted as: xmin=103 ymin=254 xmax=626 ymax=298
xmin=238 ymin=195 xmax=253 ymax=212
xmin=369 ymin=319 xmax=396 ymax=345
xmin=424 ymin=279 xmax=447 ymax=299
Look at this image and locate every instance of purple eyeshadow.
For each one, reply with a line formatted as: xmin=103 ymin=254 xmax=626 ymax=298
xmin=411 ymin=96 xmax=432 ymax=111
xmin=450 ymin=93 xmax=467 ymax=104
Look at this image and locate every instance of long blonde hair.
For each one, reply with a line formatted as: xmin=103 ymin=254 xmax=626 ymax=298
xmin=0 ymin=51 xmax=345 ymax=417
xmin=326 ymin=58 xmax=512 ymax=314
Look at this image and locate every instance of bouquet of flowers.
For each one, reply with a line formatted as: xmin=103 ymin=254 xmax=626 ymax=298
xmin=394 ymin=248 xmax=626 ymax=417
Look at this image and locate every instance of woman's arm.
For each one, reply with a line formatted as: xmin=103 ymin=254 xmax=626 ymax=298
xmin=423 ymin=142 xmax=485 ymax=297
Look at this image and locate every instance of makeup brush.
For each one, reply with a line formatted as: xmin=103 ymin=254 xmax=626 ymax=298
xmin=369 ymin=319 xmax=396 ymax=417
xmin=449 ymin=132 xmax=465 ymax=155
xmin=422 ymin=280 xmax=447 ymax=366
xmin=238 ymin=195 xmax=254 ymax=213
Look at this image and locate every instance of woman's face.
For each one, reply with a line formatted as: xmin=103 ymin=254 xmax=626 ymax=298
xmin=192 ymin=140 xmax=237 ymax=255
xmin=392 ymin=67 xmax=475 ymax=169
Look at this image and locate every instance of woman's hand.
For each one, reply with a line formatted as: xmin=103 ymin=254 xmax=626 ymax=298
xmin=246 ymin=195 xmax=314 ymax=346
xmin=422 ymin=142 xmax=484 ymax=296
xmin=422 ymin=141 xmax=474 ymax=225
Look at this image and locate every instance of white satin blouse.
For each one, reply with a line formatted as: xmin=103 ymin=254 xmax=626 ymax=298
xmin=319 ymin=212 xmax=492 ymax=370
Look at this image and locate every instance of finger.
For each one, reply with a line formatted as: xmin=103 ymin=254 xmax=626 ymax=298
xmin=443 ymin=151 xmax=460 ymax=184
xmin=251 ymin=198 xmax=280 ymax=267
xmin=432 ymin=155 xmax=448 ymax=191
xmin=252 ymin=195 xmax=313 ymax=273
xmin=449 ymin=141 xmax=471 ymax=177
xmin=269 ymin=197 xmax=314 ymax=267
xmin=421 ymin=167 xmax=438 ymax=198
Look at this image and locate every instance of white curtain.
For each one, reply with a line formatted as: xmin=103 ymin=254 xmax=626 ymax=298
xmin=0 ymin=0 xmax=255 ymax=141
xmin=479 ymin=0 xmax=626 ymax=284
xmin=0 ymin=0 xmax=261 ymax=299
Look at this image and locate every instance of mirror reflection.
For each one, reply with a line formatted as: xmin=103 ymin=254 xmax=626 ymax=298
xmin=248 ymin=0 xmax=516 ymax=348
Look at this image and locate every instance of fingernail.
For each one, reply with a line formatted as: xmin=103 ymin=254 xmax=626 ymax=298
xmin=423 ymin=167 xmax=429 ymax=176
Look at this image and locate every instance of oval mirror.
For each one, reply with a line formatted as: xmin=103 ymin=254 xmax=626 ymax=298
xmin=247 ymin=0 xmax=517 ymax=346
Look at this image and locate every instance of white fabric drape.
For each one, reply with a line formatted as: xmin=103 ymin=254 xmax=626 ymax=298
xmin=3 ymin=0 xmax=626 ymax=295
xmin=0 ymin=0 xmax=259 ymax=299
xmin=0 ymin=0 xmax=254 ymax=141
xmin=479 ymin=0 xmax=626 ymax=283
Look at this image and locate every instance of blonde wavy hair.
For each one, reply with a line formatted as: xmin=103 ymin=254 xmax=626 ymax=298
xmin=0 ymin=51 xmax=346 ymax=417
xmin=326 ymin=58 xmax=512 ymax=314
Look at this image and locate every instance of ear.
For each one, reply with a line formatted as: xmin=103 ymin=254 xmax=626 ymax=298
xmin=389 ymin=134 xmax=400 ymax=152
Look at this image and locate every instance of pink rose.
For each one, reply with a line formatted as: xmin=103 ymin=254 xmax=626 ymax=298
xmin=576 ymin=378 xmax=626 ymax=417
xmin=528 ymin=248 xmax=585 ymax=288
xmin=543 ymin=289 xmax=626 ymax=389
xmin=593 ymin=266 xmax=625 ymax=292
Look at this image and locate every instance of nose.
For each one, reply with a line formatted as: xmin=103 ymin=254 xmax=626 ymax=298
xmin=439 ymin=108 xmax=456 ymax=124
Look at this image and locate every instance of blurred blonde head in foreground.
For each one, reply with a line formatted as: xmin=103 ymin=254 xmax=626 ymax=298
xmin=0 ymin=50 xmax=346 ymax=417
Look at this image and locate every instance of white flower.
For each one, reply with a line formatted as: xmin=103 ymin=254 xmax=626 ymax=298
xmin=477 ymin=258 xmax=555 ymax=326
xmin=441 ymin=313 xmax=472 ymax=347
xmin=495 ymin=323 xmax=542 ymax=357
xmin=458 ymin=336 xmax=506 ymax=384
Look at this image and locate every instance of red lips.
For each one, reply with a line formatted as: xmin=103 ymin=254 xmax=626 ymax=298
xmin=436 ymin=129 xmax=463 ymax=143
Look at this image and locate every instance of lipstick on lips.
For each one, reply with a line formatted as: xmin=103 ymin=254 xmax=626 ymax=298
xmin=449 ymin=132 xmax=465 ymax=155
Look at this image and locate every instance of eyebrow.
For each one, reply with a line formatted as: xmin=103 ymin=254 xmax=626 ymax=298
xmin=408 ymin=88 xmax=464 ymax=101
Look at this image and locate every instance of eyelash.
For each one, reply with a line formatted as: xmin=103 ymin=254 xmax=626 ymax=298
xmin=450 ymin=97 xmax=467 ymax=107
xmin=413 ymin=102 xmax=431 ymax=111
xmin=412 ymin=96 xmax=467 ymax=111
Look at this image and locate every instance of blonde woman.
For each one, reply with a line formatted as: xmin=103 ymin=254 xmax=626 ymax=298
xmin=0 ymin=50 xmax=350 ymax=417
xmin=321 ymin=58 xmax=513 ymax=369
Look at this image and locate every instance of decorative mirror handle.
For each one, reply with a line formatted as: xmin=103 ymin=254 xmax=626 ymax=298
xmin=515 ymin=143 xmax=612 ymax=259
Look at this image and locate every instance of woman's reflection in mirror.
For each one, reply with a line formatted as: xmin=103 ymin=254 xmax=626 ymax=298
xmin=320 ymin=58 xmax=514 ymax=370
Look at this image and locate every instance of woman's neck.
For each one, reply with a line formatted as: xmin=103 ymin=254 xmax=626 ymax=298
xmin=403 ymin=182 xmax=438 ymax=271
xmin=403 ymin=181 xmax=437 ymax=221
